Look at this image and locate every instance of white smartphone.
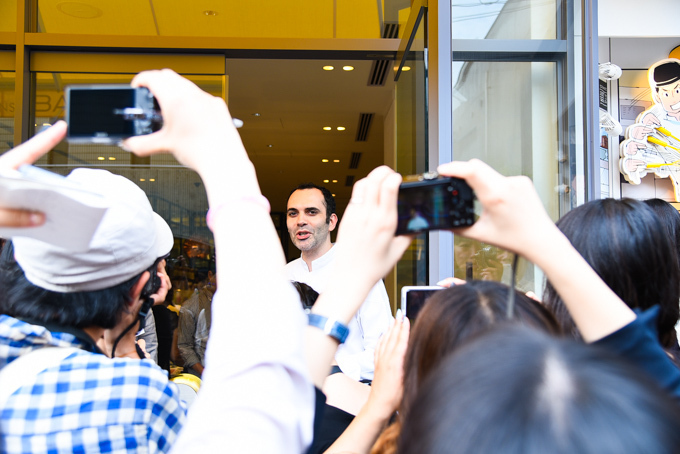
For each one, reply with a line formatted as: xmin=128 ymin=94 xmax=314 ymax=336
xmin=400 ymin=286 xmax=445 ymax=321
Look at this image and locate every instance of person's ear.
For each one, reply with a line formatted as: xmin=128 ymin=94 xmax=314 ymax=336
xmin=129 ymin=271 xmax=150 ymax=307
xmin=328 ymin=213 xmax=338 ymax=232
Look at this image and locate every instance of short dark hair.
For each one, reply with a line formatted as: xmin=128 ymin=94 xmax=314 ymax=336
xmin=0 ymin=242 xmax=141 ymax=329
xmin=543 ymin=198 xmax=680 ymax=349
xmin=291 ymin=281 xmax=319 ymax=311
xmin=288 ymin=183 xmax=336 ymax=223
xmin=399 ymin=327 xmax=680 ymax=454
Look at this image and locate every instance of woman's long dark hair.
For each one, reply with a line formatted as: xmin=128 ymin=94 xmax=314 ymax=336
xmin=371 ymin=280 xmax=560 ymax=454
xmin=544 ymin=198 xmax=680 ymax=349
xmin=399 ymin=327 xmax=680 ymax=454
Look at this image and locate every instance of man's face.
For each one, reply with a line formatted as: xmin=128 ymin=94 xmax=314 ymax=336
xmin=658 ymin=83 xmax=680 ymax=114
xmin=287 ymin=189 xmax=336 ymax=253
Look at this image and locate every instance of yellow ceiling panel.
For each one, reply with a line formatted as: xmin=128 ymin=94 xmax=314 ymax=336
xmin=152 ymin=0 xmax=335 ymax=38
xmin=0 ymin=0 xmax=16 ymax=32
xmin=336 ymin=0 xmax=380 ymax=39
xmin=39 ymin=0 xmax=158 ymax=35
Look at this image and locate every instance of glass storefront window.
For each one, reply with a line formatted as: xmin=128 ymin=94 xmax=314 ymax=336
xmin=0 ymin=71 xmax=14 ymax=153
xmin=452 ymin=0 xmax=557 ymax=40
xmin=452 ymin=61 xmax=559 ymax=293
xmin=395 ymin=10 xmax=428 ymax=289
xmin=30 ymin=71 xmax=224 ymax=305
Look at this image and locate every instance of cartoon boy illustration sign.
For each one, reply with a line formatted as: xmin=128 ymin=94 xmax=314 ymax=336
xmin=620 ymin=58 xmax=680 ymax=201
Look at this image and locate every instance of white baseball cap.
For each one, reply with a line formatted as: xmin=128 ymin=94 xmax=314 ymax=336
xmin=13 ymin=168 xmax=173 ymax=292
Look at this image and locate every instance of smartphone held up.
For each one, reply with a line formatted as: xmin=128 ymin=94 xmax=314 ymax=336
xmin=396 ymin=172 xmax=475 ymax=235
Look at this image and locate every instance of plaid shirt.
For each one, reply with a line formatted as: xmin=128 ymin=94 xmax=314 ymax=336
xmin=0 ymin=315 xmax=186 ymax=453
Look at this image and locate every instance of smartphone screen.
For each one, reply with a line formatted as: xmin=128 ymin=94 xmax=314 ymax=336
xmin=396 ymin=177 xmax=474 ymax=235
xmin=401 ymin=286 xmax=444 ymax=322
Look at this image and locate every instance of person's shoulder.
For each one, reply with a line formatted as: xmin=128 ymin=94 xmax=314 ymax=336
xmin=180 ymin=292 xmax=200 ymax=312
xmin=284 ymin=257 xmax=303 ymax=268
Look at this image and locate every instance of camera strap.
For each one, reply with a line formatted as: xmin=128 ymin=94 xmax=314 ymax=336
xmin=110 ymin=296 xmax=154 ymax=360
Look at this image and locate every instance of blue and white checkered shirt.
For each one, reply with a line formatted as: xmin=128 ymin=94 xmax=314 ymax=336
xmin=0 ymin=315 xmax=186 ymax=453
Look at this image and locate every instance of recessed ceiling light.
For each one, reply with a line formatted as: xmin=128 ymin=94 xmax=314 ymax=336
xmin=252 ymin=113 xmax=261 ymax=117
xmin=140 ymin=178 xmax=146 ymax=182
xmin=332 ymin=194 xmax=336 ymax=197
xmin=402 ymin=66 xmax=411 ymax=71
xmin=267 ymin=144 xmax=273 ymax=147
xmin=337 ymin=126 xmax=346 ymax=131
xmin=323 ymin=179 xmax=330 ymax=183
xmin=97 ymin=157 xmax=105 ymax=161
xmin=323 ymin=66 xmax=334 ymax=71
xmin=333 ymin=159 xmax=340 ymax=163
xmin=343 ymin=66 xmax=354 ymax=71
xmin=323 ymin=127 xmax=332 ymax=131
xmin=150 ymin=178 xmax=155 ymax=182
xmin=108 ymin=157 xmax=116 ymax=161
xmin=57 ymin=2 xmax=102 ymax=19
xmin=322 ymin=159 xmax=329 ymax=163
xmin=332 ymin=180 xmax=338 ymax=183
xmin=204 ymin=10 xmax=218 ymax=16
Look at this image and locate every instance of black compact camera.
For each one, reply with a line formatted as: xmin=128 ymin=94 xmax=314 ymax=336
xmin=396 ymin=172 xmax=475 ymax=235
xmin=65 ymin=85 xmax=162 ymax=144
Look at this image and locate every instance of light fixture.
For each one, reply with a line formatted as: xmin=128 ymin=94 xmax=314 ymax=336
xmin=323 ymin=126 xmax=332 ymax=131
xmin=322 ymin=159 xmax=329 ymax=163
xmin=332 ymin=194 xmax=336 ymax=197
xmin=150 ymin=178 xmax=156 ymax=182
xmin=108 ymin=157 xmax=116 ymax=161
xmin=140 ymin=178 xmax=146 ymax=182
xmin=203 ymin=10 xmax=218 ymax=16
xmin=323 ymin=66 xmax=334 ymax=71
xmin=337 ymin=126 xmax=346 ymax=131
xmin=252 ymin=113 xmax=261 ymax=117
xmin=323 ymin=179 xmax=330 ymax=183
xmin=332 ymin=180 xmax=338 ymax=183
xmin=97 ymin=157 xmax=105 ymax=161
xmin=333 ymin=159 xmax=340 ymax=163
xmin=42 ymin=123 xmax=51 ymax=126
xmin=342 ymin=66 xmax=354 ymax=71
xmin=402 ymin=66 xmax=411 ymax=71
xmin=267 ymin=144 xmax=273 ymax=148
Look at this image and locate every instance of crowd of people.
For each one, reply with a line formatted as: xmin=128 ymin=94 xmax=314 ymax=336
xmin=0 ymin=69 xmax=679 ymax=453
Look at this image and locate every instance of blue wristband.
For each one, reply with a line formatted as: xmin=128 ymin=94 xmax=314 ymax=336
xmin=307 ymin=314 xmax=350 ymax=344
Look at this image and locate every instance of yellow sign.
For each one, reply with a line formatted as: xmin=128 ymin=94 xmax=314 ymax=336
xmin=0 ymin=91 xmax=66 ymax=119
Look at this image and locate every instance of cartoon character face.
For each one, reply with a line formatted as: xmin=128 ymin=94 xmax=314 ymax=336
xmin=657 ymin=82 xmax=680 ymax=115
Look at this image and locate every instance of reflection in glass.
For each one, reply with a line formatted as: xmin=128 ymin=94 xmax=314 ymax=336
xmin=29 ymin=71 xmax=226 ymax=307
xmin=395 ymin=14 xmax=428 ymax=289
xmin=0 ymin=72 xmax=14 ymax=154
xmin=452 ymin=61 xmax=559 ymax=292
xmin=452 ymin=0 xmax=557 ymax=40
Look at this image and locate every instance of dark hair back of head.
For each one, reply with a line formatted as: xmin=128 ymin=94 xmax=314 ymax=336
xmin=644 ymin=198 xmax=680 ymax=269
xmin=0 ymin=241 xmax=137 ymax=329
xmin=291 ymin=281 xmax=319 ymax=311
xmin=401 ymin=281 xmax=560 ymax=425
xmin=289 ymin=183 xmax=336 ymax=223
xmin=544 ymin=198 xmax=680 ymax=348
xmin=399 ymin=327 xmax=680 ymax=454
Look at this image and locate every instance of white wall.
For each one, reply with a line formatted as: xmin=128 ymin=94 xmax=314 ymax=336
xmin=599 ymin=0 xmax=680 ymax=38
